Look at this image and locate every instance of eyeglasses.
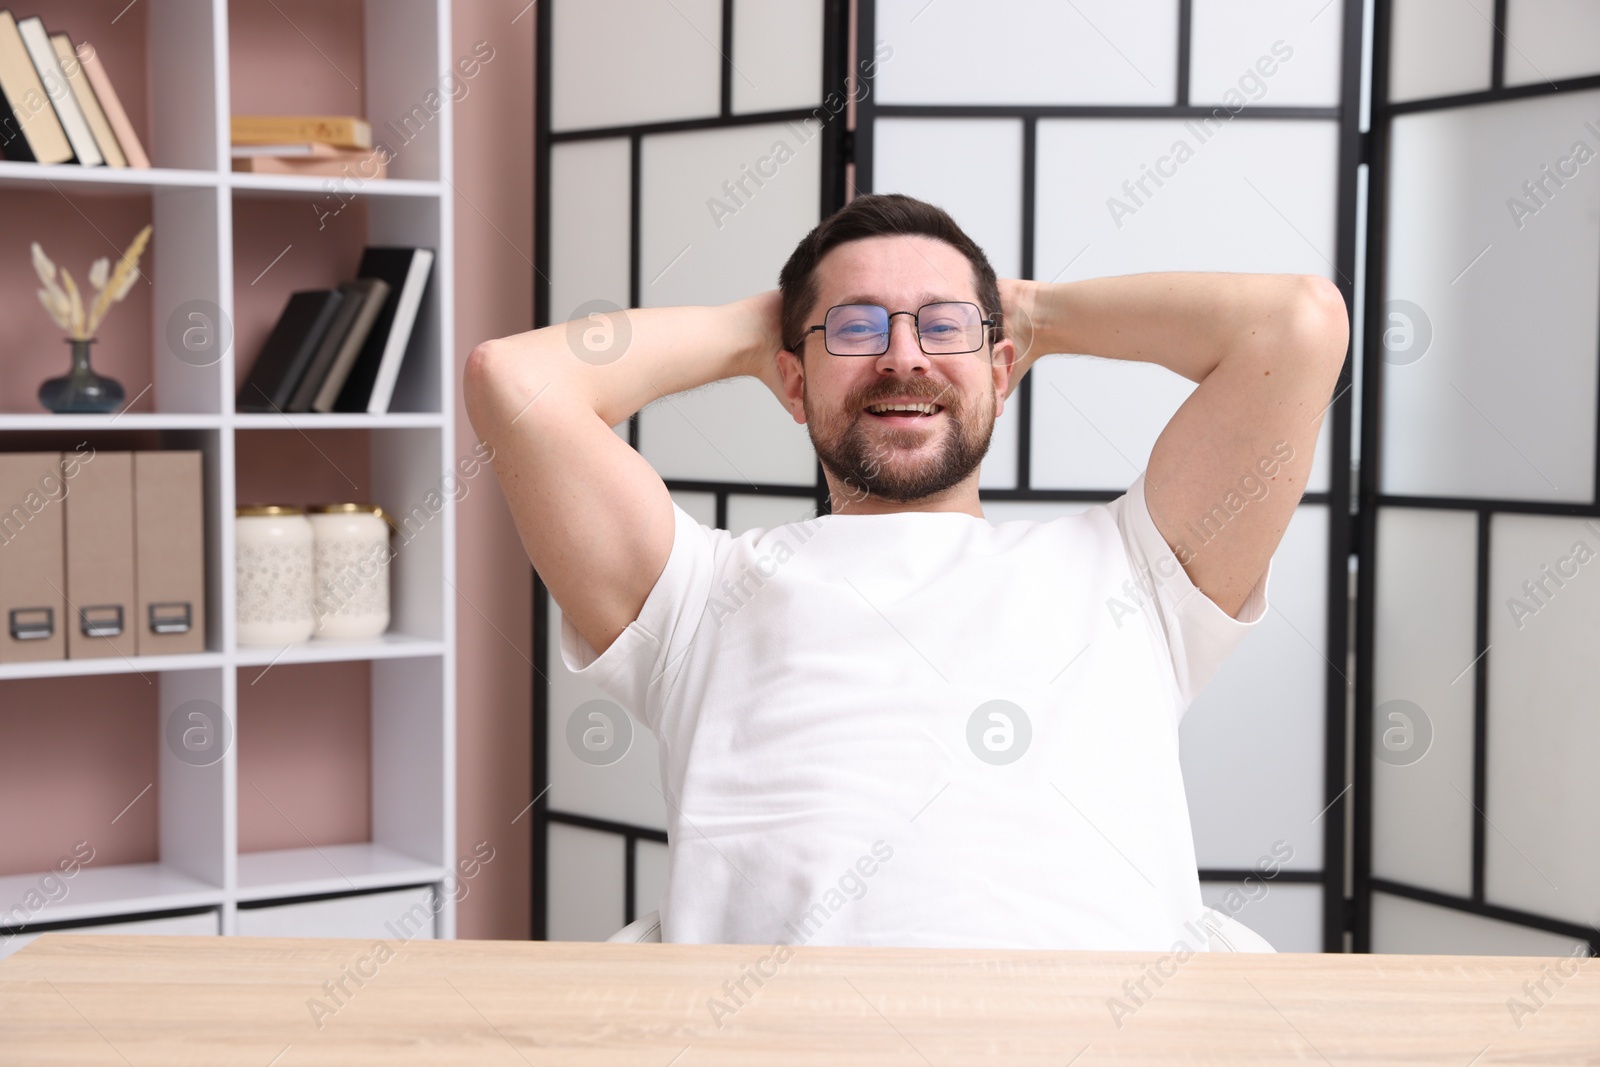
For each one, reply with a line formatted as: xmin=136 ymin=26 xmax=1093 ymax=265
xmin=803 ymin=302 xmax=997 ymax=357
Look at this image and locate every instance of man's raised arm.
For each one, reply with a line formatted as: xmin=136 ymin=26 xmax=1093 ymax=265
xmin=1003 ymin=272 xmax=1349 ymax=618
xmin=463 ymin=293 xmax=784 ymax=657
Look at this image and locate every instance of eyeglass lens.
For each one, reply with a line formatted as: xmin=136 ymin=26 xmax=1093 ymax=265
xmin=823 ymin=303 xmax=984 ymax=355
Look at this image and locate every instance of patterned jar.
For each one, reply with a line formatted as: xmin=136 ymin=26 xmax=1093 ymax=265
xmin=235 ymin=505 xmax=315 ymax=647
xmin=307 ymin=503 xmax=392 ymax=639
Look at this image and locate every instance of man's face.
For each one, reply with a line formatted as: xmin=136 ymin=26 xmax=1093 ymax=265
xmin=780 ymin=234 xmax=1015 ymax=507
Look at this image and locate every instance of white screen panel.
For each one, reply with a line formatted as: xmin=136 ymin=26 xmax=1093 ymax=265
xmin=1189 ymin=0 xmax=1343 ymax=108
xmin=1030 ymin=360 xmax=1195 ymax=492
xmin=549 ymin=138 xmax=631 ymax=325
xmin=551 ymin=0 xmax=721 ymax=132
xmin=1183 ymin=506 xmax=1328 ymax=870
xmin=640 ymin=122 xmax=822 ymax=308
xmin=1200 ymin=881 xmax=1323 ymax=953
xmin=1371 ymin=892 xmax=1590 ymax=955
xmin=727 ymin=493 xmax=820 ymax=535
xmin=1030 ymin=118 xmax=1339 ymax=490
xmin=672 ymin=489 xmax=719 ymax=528
xmin=1034 ymin=119 xmax=1341 ymax=280
xmin=732 ymin=0 xmax=824 ymax=114
xmin=637 ymin=122 xmax=824 ymax=485
xmin=548 ymin=823 xmax=627 ymax=941
xmin=874 ymin=117 xmax=1025 ymax=490
xmin=1371 ymin=507 xmax=1477 ymax=897
xmin=1382 ymin=91 xmax=1600 ymax=503
xmin=1505 ymin=0 xmax=1600 ymax=87
xmin=639 ymin=378 xmax=819 ymax=485
xmin=635 ymin=838 xmax=670 ymax=920
xmin=873 ymin=119 xmax=1024 ymax=278
xmin=1388 ymin=0 xmax=1493 ymax=103
xmin=546 ymin=598 xmax=668 ymax=832
xmin=1031 ymin=362 xmax=1335 ymax=495
xmin=875 ymin=0 xmax=1177 ymax=106
xmin=1485 ymin=513 xmax=1600 ymax=926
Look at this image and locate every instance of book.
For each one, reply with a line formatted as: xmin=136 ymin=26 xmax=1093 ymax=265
xmin=49 ymin=34 xmax=123 ymax=167
xmin=231 ymin=114 xmax=371 ymax=151
xmin=230 ymin=149 xmax=386 ymax=179
xmin=288 ymin=279 xmax=386 ymax=413
xmin=76 ymin=37 xmax=146 ymax=167
xmin=17 ymin=16 xmax=100 ymax=165
xmin=333 ymin=247 xmax=435 ymax=414
xmin=0 ymin=10 xmax=71 ymax=163
xmin=236 ymin=289 xmax=348 ymax=413
xmin=280 ymin=282 xmax=364 ymax=414
xmin=307 ymin=278 xmax=389 ymax=413
xmin=231 ymin=142 xmax=350 ymax=157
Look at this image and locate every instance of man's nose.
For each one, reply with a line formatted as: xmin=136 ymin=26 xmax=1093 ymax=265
xmin=876 ymin=313 xmax=928 ymax=370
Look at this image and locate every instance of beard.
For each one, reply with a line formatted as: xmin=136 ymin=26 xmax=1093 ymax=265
xmin=805 ymin=379 xmax=997 ymax=507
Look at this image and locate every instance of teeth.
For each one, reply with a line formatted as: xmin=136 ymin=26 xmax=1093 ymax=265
xmin=868 ymin=402 xmax=939 ymax=415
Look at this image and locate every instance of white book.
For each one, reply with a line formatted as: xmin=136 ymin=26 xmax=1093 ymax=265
xmin=230 ymin=143 xmax=348 ymax=158
xmin=366 ymin=248 xmax=435 ymax=414
xmin=16 ymin=17 xmax=101 ymax=166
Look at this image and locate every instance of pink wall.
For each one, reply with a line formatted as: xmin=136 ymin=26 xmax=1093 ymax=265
xmin=448 ymin=0 xmax=534 ymax=939
xmin=0 ymin=676 xmax=158 ymax=873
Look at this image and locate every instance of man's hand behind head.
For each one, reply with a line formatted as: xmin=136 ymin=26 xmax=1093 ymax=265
xmin=740 ymin=289 xmax=794 ymax=416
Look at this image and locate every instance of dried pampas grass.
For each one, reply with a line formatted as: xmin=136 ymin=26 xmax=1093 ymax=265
xmin=32 ymin=224 xmax=152 ymax=340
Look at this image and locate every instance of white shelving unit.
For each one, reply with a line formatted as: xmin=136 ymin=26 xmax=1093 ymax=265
xmin=0 ymin=0 xmax=456 ymax=948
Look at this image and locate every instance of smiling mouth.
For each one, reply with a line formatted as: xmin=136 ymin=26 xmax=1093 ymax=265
xmin=863 ymin=402 xmax=945 ymax=423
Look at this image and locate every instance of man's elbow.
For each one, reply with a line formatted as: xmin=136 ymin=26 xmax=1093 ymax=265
xmin=463 ymin=337 xmax=518 ymax=432
xmin=1283 ymin=274 xmax=1349 ymax=370
xmin=465 ymin=336 xmax=512 ymax=384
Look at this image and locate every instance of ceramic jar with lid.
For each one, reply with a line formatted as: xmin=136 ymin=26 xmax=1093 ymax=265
xmin=235 ymin=505 xmax=315 ymax=646
xmin=307 ymin=503 xmax=392 ymax=639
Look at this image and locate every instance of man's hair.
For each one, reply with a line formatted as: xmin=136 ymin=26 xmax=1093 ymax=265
xmin=777 ymin=192 xmax=1002 ymax=356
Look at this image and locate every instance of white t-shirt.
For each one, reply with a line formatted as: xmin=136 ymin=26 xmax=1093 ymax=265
xmin=559 ymin=471 xmax=1271 ymax=951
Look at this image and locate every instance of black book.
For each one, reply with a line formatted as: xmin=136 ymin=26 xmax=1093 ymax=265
xmin=333 ymin=246 xmax=435 ymax=413
xmin=0 ymin=87 xmax=33 ymax=160
xmin=285 ymin=279 xmax=381 ymax=413
xmin=236 ymin=289 xmax=347 ymax=413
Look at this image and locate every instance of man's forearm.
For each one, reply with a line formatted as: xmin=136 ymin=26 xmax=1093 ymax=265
xmin=469 ymin=297 xmax=773 ymax=430
xmin=1020 ymin=272 xmax=1338 ymax=384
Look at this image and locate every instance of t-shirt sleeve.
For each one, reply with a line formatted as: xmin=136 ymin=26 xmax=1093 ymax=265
xmin=1108 ymin=469 xmax=1272 ymax=715
xmin=557 ymin=501 xmax=721 ymax=734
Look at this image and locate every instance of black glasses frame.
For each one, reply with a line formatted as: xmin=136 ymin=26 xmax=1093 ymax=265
xmin=802 ymin=301 xmax=999 ymax=356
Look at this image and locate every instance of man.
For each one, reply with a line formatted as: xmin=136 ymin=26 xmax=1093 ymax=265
xmin=465 ymin=192 xmax=1348 ymax=950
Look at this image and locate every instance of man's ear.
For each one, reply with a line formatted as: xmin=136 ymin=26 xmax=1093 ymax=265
xmin=774 ymin=347 xmax=808 ymax=425
xmin=992 ymin=336 xmax=1019 ymax=410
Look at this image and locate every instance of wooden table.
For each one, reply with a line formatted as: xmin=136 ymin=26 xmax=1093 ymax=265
xmin=1 ymin=934 xmax=1596 ymax=1064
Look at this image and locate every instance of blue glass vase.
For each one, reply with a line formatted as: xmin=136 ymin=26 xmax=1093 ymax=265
xmin=39 ymin=338 xmax=125 ymax=414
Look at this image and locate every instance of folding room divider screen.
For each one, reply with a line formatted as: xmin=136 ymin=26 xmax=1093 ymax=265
xmin=853 ymin=0 xmax=1359 ymax=956
xmin=532 ymin=0 xmax=1600 ymax=957
xmin=1356 ymin=0 xmax=1600 ymax=956
xmin=531 ymin=0 xmax=849 ymax=941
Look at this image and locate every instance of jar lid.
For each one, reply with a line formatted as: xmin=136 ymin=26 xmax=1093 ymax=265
xmin=237 ymin=504 xmax=304 ymax=516
xmin=307 ymin=502 xmax=389 ymax=522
